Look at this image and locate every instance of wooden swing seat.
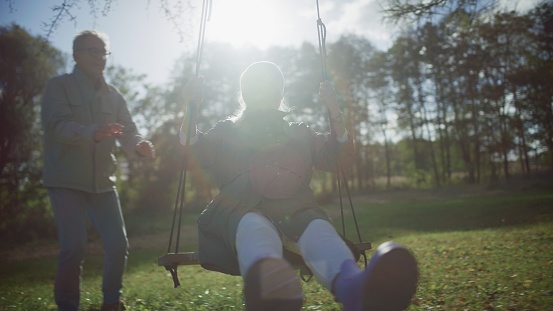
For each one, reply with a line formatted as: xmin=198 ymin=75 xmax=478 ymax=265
xmin=158 ymin=241 xmax=372 ymax=269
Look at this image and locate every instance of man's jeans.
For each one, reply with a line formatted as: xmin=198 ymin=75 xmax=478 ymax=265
xmin=48 ymin=188 xmax=128 ymax=311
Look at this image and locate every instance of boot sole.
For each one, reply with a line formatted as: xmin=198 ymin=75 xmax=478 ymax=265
xmin=363 ymin=245 xmax=419 ymax=310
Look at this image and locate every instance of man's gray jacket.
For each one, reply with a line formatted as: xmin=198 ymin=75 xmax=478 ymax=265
xmin=41 ymin=67 xmax=143 ymax=193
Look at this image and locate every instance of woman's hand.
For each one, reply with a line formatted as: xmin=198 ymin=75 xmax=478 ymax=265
xmin=319 ymin=81 xmax=340 ymax=117
xmin=180 ymin=76 xmax=204 ymax=141
xmin=183 ymin=76 xmax=204 ymax=117
xmin=319 ymin=81 xmax=346 ymax=137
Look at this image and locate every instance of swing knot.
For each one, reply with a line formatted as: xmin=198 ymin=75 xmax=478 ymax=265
xmin=165 ymin=264 xmax=181 ymax=288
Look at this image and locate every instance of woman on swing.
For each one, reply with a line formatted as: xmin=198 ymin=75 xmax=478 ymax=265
xmin=180 ymin=61 xmax=418 ymax=311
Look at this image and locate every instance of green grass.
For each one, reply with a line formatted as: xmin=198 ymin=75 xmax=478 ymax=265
xmin=1 ymin=188 xmax=552 ymax=310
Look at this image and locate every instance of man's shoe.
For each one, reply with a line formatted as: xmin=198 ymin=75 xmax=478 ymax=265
xmin=100 ymin=301 xmax=126 ymax=311
xmin=243 ymin=257 xmax=303 ymax=311
xmin=334 ymin=241 xmax=419 ymax=311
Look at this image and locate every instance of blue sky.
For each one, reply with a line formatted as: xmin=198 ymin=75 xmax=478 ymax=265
xmin=1 ymin=0 xmax=540 ymax=86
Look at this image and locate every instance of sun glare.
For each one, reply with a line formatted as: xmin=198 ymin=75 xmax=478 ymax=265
xmin=207 ymin=0 xmax=289 ymax=49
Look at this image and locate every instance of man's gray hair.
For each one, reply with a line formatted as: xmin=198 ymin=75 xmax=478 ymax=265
xmin=72 ymin=30 xmax=109 ymax=52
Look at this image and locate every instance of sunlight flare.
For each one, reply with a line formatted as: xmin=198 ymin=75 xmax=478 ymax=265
xmin=207 ymin=0 xmax=289 ymax=49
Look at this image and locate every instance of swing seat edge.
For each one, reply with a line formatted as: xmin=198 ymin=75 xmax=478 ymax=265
xmin=156 ymin=242 xmax=371 ymax=267
xmin=355 ymin=241 xmax=372 ymax=252
xmin=158 ymin=252 xmax=200 ymax=266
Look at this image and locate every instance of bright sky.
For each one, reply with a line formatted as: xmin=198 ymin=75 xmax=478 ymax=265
xmin=0 ymin=0 xmax=540 ymax=86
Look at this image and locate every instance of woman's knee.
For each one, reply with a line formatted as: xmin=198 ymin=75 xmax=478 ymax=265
xmin=236 ymin=213 xmax=280 ymax=241
xmin=236 ymin=213 xmax=283 ymax=275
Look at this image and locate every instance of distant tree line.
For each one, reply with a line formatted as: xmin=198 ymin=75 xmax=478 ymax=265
xmin=1 ymin=1 xmax=552 ymax=245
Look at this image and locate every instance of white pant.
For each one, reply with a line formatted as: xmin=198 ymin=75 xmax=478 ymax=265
xmin=235 ymin=212 xmax=355 ymax=290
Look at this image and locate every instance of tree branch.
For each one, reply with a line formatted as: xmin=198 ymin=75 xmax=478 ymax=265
xmin=41 ymin=0 xmax=79 ymax=40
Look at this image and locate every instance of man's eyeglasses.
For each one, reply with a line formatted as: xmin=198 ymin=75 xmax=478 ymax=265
xmin=76 ymin=48 xmax=111 ymax=58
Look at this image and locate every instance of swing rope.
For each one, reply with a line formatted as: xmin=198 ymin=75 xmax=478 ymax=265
xmin=164 ymin=0 xmax=213 ymax=288
xmin=160 ymin=1 xmax=370 ymax=285
xmin=315 ymin=0 xmax=368 ymax=268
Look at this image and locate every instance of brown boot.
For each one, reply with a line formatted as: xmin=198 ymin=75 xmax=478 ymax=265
xmin=333 ymin=241 xmax=419 ymax=311
xmin=243 ymin=257 xmax=303 ymax=311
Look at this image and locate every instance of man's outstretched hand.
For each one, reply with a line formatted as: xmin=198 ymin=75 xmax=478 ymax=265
xmin=94 ymin=123 xmax=124 ymax=142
